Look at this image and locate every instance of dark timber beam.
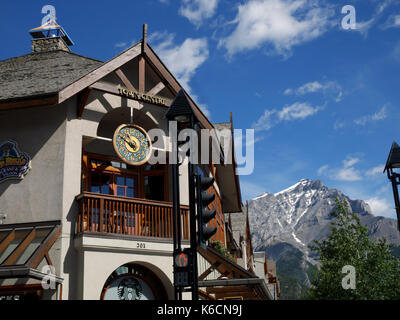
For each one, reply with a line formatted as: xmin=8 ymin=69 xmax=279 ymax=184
xmin=77 ymin=88 xmax=91 ymax=119
xmin=115 ymin=69 xmax=136 ymax=92
xmin=0 ymin=230 xmax=15 ymax=254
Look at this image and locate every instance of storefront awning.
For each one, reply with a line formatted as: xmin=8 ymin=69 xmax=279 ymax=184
xmin=0 ymin=221 xmax=62 ymax=283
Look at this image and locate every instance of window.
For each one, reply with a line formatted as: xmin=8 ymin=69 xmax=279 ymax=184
xmin=84 ymin=154 xmax=167 ymax=201
xmin=115 ymin=175 xmax=137 ymax=198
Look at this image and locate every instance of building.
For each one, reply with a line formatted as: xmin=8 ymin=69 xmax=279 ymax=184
xmin=0 ymin=20 xmax=272 ymax=300
xmin=223 ymin=202 xmax=280 ymax=300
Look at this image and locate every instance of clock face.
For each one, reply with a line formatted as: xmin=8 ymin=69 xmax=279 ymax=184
xmin=113 ymin=124 xmax=152 ymax=166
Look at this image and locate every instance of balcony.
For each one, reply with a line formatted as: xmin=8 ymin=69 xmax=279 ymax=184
xmin=75 ymin=192 xmax=190 ymax=240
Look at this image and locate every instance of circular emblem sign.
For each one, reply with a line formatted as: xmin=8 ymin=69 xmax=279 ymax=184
xmin=103 ymin=276 xmax=155 ymax=301
xmin=113 ymin=124 xmax=152 ymax=166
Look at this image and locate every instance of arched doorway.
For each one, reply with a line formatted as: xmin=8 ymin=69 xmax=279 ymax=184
xmin=100 ymin=263 xmax=168 ymax=300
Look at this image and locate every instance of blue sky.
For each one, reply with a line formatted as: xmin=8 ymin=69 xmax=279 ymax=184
xmin=1 ymin=0 xmax=399 ymax=218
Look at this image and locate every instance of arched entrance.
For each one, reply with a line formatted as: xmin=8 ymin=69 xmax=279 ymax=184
xmin=100 ymin=263 xmax=168 ymax=300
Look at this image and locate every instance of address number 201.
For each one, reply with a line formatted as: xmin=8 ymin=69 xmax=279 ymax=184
xmin=136 ymin=243 xmax=146 ymax=249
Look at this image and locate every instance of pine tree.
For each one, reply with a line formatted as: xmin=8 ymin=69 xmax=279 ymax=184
xmin=307 ymin=198 xmax=400 ymax=300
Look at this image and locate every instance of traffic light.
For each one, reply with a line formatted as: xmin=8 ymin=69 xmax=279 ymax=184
xmin=173 ymin=248 xmax=193 ymax=287
xmin=196 ymin=176 xmax=217 ymax=248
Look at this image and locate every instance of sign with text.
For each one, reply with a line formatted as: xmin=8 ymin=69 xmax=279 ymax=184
xmin=118 ymin=86 xmax=167 ymax=107
xmin=0 ymin=141 xmax=31 ymax=183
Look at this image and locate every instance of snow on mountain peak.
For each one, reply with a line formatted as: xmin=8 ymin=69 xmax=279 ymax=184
xmin=252 ymin=192 xmax=270 ymax=200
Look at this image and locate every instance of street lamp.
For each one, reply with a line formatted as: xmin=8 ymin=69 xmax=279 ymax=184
xmin=165 ymin=89 xmax=196 ymax=124
xmin=384 ymin=141 xmax=400 ymax=231
xmin=165 ymin=89 xmax=200 ymax=300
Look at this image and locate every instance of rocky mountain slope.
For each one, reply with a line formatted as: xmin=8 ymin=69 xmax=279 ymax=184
xmin=248 ymin=179 xmax=400 ymax=299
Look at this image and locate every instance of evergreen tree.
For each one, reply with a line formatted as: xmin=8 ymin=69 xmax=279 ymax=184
xmin=307 ymin=198 xmax=400 ymax=300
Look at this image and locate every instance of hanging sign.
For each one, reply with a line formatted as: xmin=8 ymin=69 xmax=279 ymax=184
xmin=0 ymin=141 xmax=31 ymax=183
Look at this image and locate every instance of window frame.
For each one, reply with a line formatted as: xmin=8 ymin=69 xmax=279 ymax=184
xmin=83 ymin=152 xmax=168 ymax=201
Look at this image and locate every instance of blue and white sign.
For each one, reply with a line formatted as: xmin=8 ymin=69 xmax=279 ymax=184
xmin=0 ymin=140 xmax=31 ymax=183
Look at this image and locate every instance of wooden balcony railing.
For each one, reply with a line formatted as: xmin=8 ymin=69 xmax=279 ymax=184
xmin=75 ymin=192 xmax=190 ymax=240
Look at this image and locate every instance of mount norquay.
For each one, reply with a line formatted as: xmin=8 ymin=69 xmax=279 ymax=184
xmin=248 ymin=179 xmax=400 ymax=300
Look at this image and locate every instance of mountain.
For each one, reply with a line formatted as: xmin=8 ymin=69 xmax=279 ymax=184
xmin=248 ymin=179 xmax=400 ymax=299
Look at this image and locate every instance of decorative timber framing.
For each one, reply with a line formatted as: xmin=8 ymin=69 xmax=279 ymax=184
xmin=198 ymin=246 xmax=272 ymax=300
xmin=115 ymin=69 xmax=137 ymax=92
xmin=0 ymin=221 xmax=62 ymax=282
xmin=58 ymin=42 xmax=142 ymax=104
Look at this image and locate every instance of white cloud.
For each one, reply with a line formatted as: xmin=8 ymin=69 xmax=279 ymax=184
xmin=151 ymin=31 xmax=210 ymax=117
xmin=383 ymin=15 xmax=400 ymax=29
xmin=366 ymin=197 xmax=395 ymax=218
xmin=365 ymin=164 xmax=384 ymax=177
xmin=253 ymin=109 xmax=276 ymax=132
xmin=343 ymin=157 xmax=360 ymax=169
xmin=253 ymin=102 xmax=323 ymax=132
xmin=318 ymin=156 xmax=363 ymax=182
xmin=335 ymin=167 xmax=363 ymax=181
xmin=152 ymin=32 xmax=209 ymax=92
xmin=278 ymin=102 xmax=323 ymax=121
xmin=179 ymin=0 xmax=219 ymax=27
xmin=354 ymin=105 xmax=388 ymax=126
xmin=284 ymin=80 xmax=343 ymax=102
xmin=354 ymin=18 xmax=376 ymax=37
xmin=317 ymin=165 xmax=329 ymax=176
xmin=218 ymin=0 xmax=334 ymax=57
xmin=350 ymin=0 xmax=395 ymax=36
xmin=295 ymin=81 xmax=324 ymax=95
xmin=115 ymin=42 xmax=128 ymax=48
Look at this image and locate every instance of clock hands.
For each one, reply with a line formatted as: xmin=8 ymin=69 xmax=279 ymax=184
xmin=128 ymin=135 xmax=138 ymax=149
xmin=121 ymin=134 xmax=138 ymax=151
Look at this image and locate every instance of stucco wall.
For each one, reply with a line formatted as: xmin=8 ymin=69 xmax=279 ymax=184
xmin=74 ymin=235 xmax=179 ymax=300
xmin=0 ymin=103 xmax=67 ymax=224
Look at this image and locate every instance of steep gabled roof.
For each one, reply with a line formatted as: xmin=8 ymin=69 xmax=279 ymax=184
xmin=0 ymin=51 xmax=102 ymax=102
xmin=384 ymin=141 xmax=400 ymax=172
xmin=0 ymin=32 xmax=214 ymax=130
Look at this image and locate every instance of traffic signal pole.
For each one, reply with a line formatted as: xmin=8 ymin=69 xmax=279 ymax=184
xmin=188 ymin=120 xmax=199 ymax=300
xmin=172 ymin=162 xmax=183 ymax=300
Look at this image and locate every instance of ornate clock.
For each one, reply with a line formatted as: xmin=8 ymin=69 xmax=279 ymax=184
xmin=113 ymin=124 xmax=152 ymax=166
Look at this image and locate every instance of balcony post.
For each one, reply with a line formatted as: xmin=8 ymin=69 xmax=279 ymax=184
xmin=99 ymin=198 xmax=104 ymax=233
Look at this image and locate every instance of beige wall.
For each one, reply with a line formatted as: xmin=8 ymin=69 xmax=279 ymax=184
xmin=0 ymin=104 xmax=67 ymax=224
xmin=74 ymin=235 xmax=179 ymax=300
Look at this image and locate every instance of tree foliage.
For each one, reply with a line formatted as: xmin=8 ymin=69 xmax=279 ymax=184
xmin=307 ymin=198 xmax=400 ymax=300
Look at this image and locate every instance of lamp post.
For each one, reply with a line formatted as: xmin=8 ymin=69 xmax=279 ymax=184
xmin=165 ymin=89 xmax=200 ymax=300
xmin=384 ymin=141 xmax=400 ymax=231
